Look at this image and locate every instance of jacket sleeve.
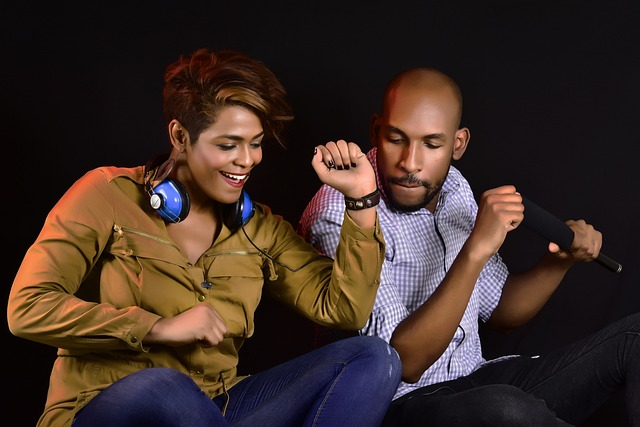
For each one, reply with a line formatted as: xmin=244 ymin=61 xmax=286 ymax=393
xmin=7 ymin=169 xmax=160 ymax=352
xmin=260 ymin=203 xmax=385 ymax=330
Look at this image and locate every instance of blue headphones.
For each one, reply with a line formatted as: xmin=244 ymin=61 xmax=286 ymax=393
xmin=144 ymin=152 xmax=254 ymax=229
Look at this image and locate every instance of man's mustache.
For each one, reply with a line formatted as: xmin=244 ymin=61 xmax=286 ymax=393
xmin=391 ymin=175 xmax=425 ymax=187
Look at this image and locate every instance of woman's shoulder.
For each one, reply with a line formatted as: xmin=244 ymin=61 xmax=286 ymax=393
xmin=244 ymin=200 xmax=296 ymax=235
xmin=92 ymin=165 xmax=144 ymax=184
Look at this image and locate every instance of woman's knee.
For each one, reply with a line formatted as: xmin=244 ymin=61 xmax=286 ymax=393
xmin=118 ymin=367 xmax=196 ymax=396
xmin=347 ymin=335 xmax=402 ymax=383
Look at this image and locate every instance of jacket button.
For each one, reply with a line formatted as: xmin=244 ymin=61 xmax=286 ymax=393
xmin=198 ymin=295 xmax=206 ymax=302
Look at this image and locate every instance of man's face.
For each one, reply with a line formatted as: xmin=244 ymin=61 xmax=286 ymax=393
xmin=373 ymin=87 xmax=461 ymax=212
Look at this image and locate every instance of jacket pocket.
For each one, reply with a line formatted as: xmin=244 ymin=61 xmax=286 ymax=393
xmin=204 ymin=255 xmax=264 ymax=337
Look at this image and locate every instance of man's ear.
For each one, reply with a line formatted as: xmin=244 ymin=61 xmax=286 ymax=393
xmin=452 ymin=127 xmax=470 ymax=160
xmin=168 ymin=119 xmax=189 ymax=151
xmin=370 ymin=114 xmax=381 ymax=147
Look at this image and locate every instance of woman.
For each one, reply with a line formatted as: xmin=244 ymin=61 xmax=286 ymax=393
xmin=8 ymin=48 xmax=400 ymax=427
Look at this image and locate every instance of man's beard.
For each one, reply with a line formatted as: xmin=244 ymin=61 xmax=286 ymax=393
xmin=385 ymin=174 xmax=445 ymax=212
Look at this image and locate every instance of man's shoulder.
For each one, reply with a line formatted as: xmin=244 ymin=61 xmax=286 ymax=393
xmin=304 ymin=185 xmax=344 ymax=213
xmin=298 ymin=184 xmax=345 ymax=236
xmin=444 ymin=166 xmax=475 ymax=198
xmin=446 ymin=165 xmax=470 ymax=186
xmin=316 ymin=183 xmax=343 ymax=199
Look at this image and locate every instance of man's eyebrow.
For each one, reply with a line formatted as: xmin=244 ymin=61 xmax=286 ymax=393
xmin=386 ymin=125 xmax=446 ymax=141
xmin=423 ymin=132 xmax=446 ymax=141
xmin=385 ymin=125 xmax=408 ymax=138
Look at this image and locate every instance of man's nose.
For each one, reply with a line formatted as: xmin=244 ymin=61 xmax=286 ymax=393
xmin=399 ymin=143 xmax=422 ymax=173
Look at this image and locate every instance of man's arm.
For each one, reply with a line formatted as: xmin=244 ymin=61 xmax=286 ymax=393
xmin=390 ymin=186 xmax=523 ymax=382
xmin=488 ymin=219 xmax=602 ymax=330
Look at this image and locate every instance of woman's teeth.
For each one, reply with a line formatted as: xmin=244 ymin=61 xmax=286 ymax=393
xmin=221 ymin=172 xmax=247 ymax=182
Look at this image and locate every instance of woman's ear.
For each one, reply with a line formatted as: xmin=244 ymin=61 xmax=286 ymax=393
xmin=452 ymin=127 xmax=470 ymax=160
xmin=168 ymin=120 xmax=189 ymax=152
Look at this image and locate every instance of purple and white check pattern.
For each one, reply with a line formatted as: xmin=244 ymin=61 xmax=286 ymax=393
xmin=298 ymin=148 xmax=510 ymax=399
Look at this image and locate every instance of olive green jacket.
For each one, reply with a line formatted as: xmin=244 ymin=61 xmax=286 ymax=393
xmin=8 ymin=166 xmax=385 ymax=427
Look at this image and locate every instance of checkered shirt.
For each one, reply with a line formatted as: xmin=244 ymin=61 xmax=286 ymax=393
xmin=298 ymin=147 xmax=510 ymax=400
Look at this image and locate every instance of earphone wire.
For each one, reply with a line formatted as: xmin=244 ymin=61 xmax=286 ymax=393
xmin=241 ymin=226 xmax=323 ymax=272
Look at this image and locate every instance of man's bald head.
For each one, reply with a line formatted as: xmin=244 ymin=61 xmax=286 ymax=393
xmin=371 ymin=67 xmax=470 ymax=213
xmin=382 ymin=68 xmax=463 ymax=129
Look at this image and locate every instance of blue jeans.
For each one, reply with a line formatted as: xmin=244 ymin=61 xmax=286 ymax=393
xmin=73 ymin=335 xmax=401 ymax=427
xmin=382 ymin=312 xmax=640 ymax=427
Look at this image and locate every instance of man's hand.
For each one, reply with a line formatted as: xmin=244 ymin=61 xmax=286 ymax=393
xmin=467 ymin=185 xmax=524 ymax=259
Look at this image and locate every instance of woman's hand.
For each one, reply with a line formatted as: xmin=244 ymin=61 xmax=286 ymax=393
xmin=312 ymin=140 xmax=377 ymax=199
xmin=143 ymin=302 xmax=227 ymax=348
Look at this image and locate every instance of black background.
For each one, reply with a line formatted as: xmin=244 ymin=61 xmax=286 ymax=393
xmin=3 ymin=1 xmax=638 ymax=425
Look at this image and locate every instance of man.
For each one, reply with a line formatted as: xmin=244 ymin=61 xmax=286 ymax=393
xmin=298 ymin=67 xmax=639 ymax=426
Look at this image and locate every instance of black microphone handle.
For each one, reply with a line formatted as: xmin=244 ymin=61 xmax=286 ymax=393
xmin=521 ymin=197 xmax=622 ymax=274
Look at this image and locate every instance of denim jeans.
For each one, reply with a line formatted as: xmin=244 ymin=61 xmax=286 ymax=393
xmin=383 ymin=312 xmax=640 ymax=427
xmin=73 ymin=335 xmax=401 ymax=427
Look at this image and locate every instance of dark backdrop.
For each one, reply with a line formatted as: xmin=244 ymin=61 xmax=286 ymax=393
xmin=3 ymin=1 xmax=638 ymax=426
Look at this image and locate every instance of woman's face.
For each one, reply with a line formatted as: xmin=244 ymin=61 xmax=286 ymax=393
xmin=181 ymin=105 xmax=264 ymax=205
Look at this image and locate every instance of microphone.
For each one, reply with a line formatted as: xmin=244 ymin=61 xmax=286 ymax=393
xmin=521 ymin=197 xmax=622 ymax=274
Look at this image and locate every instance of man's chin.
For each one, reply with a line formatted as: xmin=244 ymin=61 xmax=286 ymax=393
xmin=389 ymin=197 xmax=425 ymax=213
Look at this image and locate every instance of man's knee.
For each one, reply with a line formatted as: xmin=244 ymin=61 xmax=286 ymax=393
xmin=385 ymin=384 xmax=571 ymax=427
xmin=476 ymin=385 xmax=559 ymax=425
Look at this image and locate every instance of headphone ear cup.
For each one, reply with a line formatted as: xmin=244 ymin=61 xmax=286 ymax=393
xmin=150 ymin=178 xmax=191 ymax=223
xmin=224 ymin=190 xmax=255 ymax=230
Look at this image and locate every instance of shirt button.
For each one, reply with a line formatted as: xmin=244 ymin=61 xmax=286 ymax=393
xmin=131 ymin=336 xmax=138 ymax=343
xmin=198 ymin=295 xmax=206 ymax=302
